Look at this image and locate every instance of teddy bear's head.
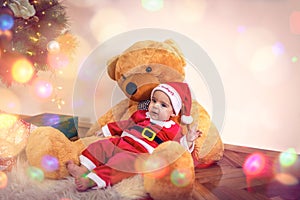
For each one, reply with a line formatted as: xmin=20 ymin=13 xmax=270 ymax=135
xmin=107 ymin=39 xmax=186 ymax=101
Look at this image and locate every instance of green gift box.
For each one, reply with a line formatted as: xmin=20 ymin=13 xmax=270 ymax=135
xmin=24 ymin=113 xmax=78 ymax=140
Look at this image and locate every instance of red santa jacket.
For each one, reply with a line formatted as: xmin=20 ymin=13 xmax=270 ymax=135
xmin=101 ymin=110 xmax=191 ymax=153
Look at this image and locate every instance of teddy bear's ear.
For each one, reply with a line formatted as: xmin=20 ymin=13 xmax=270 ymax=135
xmin=164 ymin=39 xmax=186 ymax=66
xmin=107 ymin=55 xmax=119 ymax=80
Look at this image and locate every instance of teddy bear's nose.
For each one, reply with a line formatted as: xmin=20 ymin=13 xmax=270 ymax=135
xmin=126 ymin=82 xmax=137 ymax=95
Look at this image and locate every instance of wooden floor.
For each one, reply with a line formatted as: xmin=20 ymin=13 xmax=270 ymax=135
xmin=192 ymin=144 xmax=300 ymax=200
xmin=78 ymin=124 xmax=299 ymax=200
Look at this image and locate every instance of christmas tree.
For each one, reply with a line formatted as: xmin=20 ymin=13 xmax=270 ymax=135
xmin=0 ymin=0 xmax=76 ymax=87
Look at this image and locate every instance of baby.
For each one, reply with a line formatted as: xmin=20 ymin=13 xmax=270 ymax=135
xmin=67 ymin=82 xmax=201 ymax=191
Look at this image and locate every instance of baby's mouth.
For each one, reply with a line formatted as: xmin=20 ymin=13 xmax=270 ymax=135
xmin=151 ymin=110 xmax=158 ymax=115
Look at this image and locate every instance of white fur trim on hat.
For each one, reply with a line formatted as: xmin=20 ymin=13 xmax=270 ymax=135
xmin=181 ymin=115 xmax=193 ymax=124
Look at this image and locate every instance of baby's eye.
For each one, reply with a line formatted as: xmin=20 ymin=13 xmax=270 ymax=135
xmin=151 ymin=98 xmax=156 ymax=103
xmin=161 ymin=103 xmax=167 ymax=108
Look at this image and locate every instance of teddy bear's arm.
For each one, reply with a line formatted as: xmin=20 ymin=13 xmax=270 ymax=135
xmin=189 ymin=101 xmax=224 ymax=166
xmin=85 ymin=99 xmax=139 ymax=137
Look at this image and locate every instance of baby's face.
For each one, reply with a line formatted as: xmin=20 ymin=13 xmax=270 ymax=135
xmin=148 ymin=90 xmax=174 ymax=121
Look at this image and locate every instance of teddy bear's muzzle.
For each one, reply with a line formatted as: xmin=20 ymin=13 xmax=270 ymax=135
xmin=119 ymin=73 xmax=160 ymax=101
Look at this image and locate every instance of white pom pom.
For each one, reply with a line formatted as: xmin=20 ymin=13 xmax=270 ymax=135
xmin=181 ymin=115 xmax=193 ymax=124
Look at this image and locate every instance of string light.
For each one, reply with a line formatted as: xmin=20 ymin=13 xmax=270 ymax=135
xmin=49 ymin=70 xmax=65 ymax=109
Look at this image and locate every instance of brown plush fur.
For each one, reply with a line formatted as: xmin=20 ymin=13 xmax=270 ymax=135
xmin=83 ymin=39 xmax=224 ymax=199
xmin=86 ymin=39 xmax=224 ymax=167
xmin=24 ymin=39 xmax=224 ymax=200
xmin=25 ymin=127 xmax=84 ymax=179
xmin=143 ymin=141 xmax=195 ymax=200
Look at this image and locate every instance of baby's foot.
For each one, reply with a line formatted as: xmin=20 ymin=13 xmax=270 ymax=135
xmin=66 ymin=160 xmax=88 ymax=177
xmin=75 ymin=176 xmax=96 ymax=192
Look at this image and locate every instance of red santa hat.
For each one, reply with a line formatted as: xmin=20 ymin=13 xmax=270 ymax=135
xmin=151 ymin=82 xmax=193 ymax=124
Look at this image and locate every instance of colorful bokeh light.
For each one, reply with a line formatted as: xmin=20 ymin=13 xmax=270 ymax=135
xmin=272 ymin=42 xmax=285 ymax=55
xmin=26 ymin=166 xmax=44 ymax=182
xmin=275 ymin=173 xmax=299 ymax=186
xmin=34 ymin=80 xmax=53 ymax=98
xmin=175 ymin=0 xmax=206 ymax=23
xmin=291 ymin=56 xmax=298 ymax=63
xmin=0 ymin=29 xmax=12 ymax=42
xmin=170 ymin=168 xmax=193 ymax=187
xmin=243 ymin=153 xmax=266 ymax=177
xmin=0 ymin=171 xmax=8 ymax=189
xmin=0 ymin=13 xmax=14 ymax=31
xmin=47 ymin=52 xmax=69 ymax=69
xmin=141 ymin=0 xmax=164 ymax=12
xmin=0 ymin=113 xmax=18 ymax=129
xmin=250 ymin=46 xmax=275 ymax=72
xmin=89 ymin=8 xmax=127 ymax=42
xmin=41 ymin=155 xmax=59 ymax=172
xmin=11 ymin=59 xmax=34 ymax=84
xmin=279 ymin=148 xmax=298 ymax=168
xmin=0 ymin=88 xmax=21 ymax=114
xmin=142 ymin=155 xmax=168 ymax=178
xmin=237 ymin=25 xmax=246 ymax=33
xmin=290 ymin=11 xmax=300 ymax=34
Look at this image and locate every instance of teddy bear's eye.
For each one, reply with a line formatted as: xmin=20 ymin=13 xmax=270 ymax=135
xmin=145 ymin=66 xmax=152 ymax=73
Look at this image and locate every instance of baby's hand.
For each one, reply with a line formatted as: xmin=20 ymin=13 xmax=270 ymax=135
xmin=186 ymin=124 xmax=202 ymax=142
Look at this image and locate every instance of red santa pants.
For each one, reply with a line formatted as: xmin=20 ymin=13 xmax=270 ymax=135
xmin=81 ymin=136 xmax=149 ymax=186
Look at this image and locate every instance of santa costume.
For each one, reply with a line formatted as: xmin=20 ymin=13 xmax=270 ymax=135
xmin=79 ymin=82 xmax=194 ymax=188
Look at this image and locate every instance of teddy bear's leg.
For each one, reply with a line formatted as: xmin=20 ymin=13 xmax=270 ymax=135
xmin=144 ymin=141 xmax=195 ymax=200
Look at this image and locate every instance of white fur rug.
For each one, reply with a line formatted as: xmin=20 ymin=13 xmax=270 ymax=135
xmin=1 ymin=152 xmax=148 ymax=200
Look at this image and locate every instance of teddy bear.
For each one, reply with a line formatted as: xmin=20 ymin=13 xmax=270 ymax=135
xmin=25 ymin=39 xmax=224 ymax=199
xmin=85 ymin=39 xmax=224 ymax=167
xmin=82 ymin=39 xmax=224 ymax=198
